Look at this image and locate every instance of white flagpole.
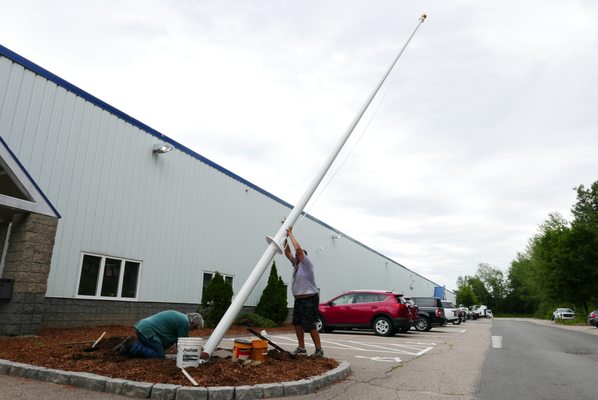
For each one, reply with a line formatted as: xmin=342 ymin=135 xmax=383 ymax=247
xmin=201 ymin=14 xmax=427 ymax=360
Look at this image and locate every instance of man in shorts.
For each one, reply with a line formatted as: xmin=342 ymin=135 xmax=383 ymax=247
xmin=284 ymin=226 xmax=323 ymax=357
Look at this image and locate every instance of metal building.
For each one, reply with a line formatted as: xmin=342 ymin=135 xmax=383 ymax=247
xmin=0 ymin=44 xmax=454 ymax=336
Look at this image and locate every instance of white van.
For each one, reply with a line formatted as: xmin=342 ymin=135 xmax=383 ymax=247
xmin=472 ymin=305 xmax=491 ymax=318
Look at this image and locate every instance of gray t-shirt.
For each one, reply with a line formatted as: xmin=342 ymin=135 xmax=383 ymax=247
xmin=292 ymin=255 xmax=318 ymax=297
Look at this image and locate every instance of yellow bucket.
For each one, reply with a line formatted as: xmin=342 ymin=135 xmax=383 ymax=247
xmin=251 ymin=339 xmax=268 ymax=361
xmin=232 ymin=339 xmax=252 ymax=361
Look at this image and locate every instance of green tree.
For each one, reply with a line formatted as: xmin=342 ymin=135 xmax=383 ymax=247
xmin=504 ymin=251 xmax=539 ymax=314
xmin=498 ymin=180 xmax=598 ymax=317
xmin=476 ymin=263 xmax=507 ymax=311
xmin=201 ymin=272 xmax=233 ymax=327
xmin=255 ymin=262 xmax=288 ymax=325
xmin=455 ymin=284 xmax=478 ymax=307
xmin=528 ymin=213 xmax=571 ymax=314
xmin=570 ymin=182 xmax=598 ymax=312
xmin=571 ymin=182 xmax=598 ymax=226
xmin=468 ymin=276 xmax=491 ymax=307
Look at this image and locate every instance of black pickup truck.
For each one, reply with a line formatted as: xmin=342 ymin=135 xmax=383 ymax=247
xmin=410 ymin=297 xmax=446 ymax=331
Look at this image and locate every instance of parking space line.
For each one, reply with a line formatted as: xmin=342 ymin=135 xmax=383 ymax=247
xmin=402 ymin=341 xmax=437 ymax=346
xmin=232 ymin=332 xmax=442 ymax=360
xmin=269 ymin=334 xmax=433 ymax=355
xmin=269 ymin=335 xmax=368 ymax=351
xmin=346 ymin=340 xmax=427 ymax=352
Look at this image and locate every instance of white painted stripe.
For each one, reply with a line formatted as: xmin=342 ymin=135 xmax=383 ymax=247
xmin=348 ymin=340 xmax=422 ymax=352
xmin=317 ymin=339 xmax=364 ymax=350
xmin=492 ymin=336 xmax=503 ymax=349
xmin=414 ymin=347 xmax=435 ymax=356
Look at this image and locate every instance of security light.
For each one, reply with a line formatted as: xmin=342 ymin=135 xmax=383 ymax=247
xmin=152 ymin=143 xmax=174 ymax=154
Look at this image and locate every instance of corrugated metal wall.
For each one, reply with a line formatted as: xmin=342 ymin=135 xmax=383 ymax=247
xmin=0 ymin=52 xmax=455 ymax=306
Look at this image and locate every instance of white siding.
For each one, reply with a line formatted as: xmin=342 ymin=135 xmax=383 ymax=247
xmin=0 ymin=53 xmax=454 ymax=306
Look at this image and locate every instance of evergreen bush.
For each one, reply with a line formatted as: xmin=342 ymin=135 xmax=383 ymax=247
xmin=255 ymin=262 xmax=288 ymax=325
xmin=200 ymin=272 xmax=233 ymax=327
xmin=235 ymin=312 xmax=277 ymax=328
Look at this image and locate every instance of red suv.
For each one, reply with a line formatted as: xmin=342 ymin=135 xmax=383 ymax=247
xmin=316 ymin=290 xmax=413 ymax=336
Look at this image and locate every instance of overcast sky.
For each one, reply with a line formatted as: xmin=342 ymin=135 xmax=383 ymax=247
xmin=1 ymin=1 xmax=597 ymax=291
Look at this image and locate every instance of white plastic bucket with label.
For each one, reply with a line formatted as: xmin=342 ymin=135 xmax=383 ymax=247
xmin=176 ymin=337 xmax=203 ymax=368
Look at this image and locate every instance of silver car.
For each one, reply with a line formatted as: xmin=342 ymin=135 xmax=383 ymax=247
xmin=551 ymin=308 xmax=575 ymax=320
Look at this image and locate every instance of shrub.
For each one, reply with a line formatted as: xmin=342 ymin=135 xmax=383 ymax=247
xmin=200 ymin=272 xmax=233 ymax=327
xmin=235 ymin=312 xmax=276 ymax=328
xmin=255 ymin=262 xmax=288 ymax=325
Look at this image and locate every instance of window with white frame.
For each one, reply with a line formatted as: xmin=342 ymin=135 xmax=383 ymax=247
xmin=201 ymin=271 xmax=233 ymax=302
xmin=77 ymin=253 xmax=141 ymax=299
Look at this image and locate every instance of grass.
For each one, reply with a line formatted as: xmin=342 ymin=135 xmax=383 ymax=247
xmin=553 ymin=317 xmax=587 ymax=326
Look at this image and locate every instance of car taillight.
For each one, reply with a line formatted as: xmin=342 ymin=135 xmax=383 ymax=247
xmin=436 ymin=309 xmax=442 ymax=317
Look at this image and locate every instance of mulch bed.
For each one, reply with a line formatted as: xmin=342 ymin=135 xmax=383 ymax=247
xmin=0 ymin=325 xmax=338 ymax=387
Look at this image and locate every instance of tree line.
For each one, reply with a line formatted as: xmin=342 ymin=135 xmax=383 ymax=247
xmin=456 ymin=180 xmax=598 ymax=317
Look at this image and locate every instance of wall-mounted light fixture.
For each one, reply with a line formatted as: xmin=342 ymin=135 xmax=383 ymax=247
xmin=152 ymin=142 xmax=174 ymax=154
xmin=331 ymin=233 xmax=342 ymax=240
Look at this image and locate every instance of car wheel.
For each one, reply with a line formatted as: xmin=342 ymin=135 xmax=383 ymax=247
xmin=452 ymin=318 xmax=461 ymax=325
xmin=373 ymin=316 xmax=393 ymax=336
xmin=414 ymin=316 xmax=430 ymax=331
xmin=316 ymin=316 xmax=332 ymax=333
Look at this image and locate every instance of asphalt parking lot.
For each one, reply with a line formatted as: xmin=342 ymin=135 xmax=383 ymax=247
xmin=305 ymin=319 xmax=491 ymax=400
xmin=225 ymin=318 xmax=492 ymax=399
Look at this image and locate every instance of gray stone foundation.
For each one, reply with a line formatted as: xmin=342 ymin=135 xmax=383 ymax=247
xmin=41 ymin=297 xmax=201 ymax=329
xmin=0 ymin=213 xmax=58 ymax=336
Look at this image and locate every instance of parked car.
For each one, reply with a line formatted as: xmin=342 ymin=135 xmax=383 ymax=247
xmin=485 ymin=309 xmax=494 ymax=318
xmin=551 ymin=308 xmax=575 ymax=320
xmin=467 ymin=306 xmax=480 ymax=320
xmin=587 ymin=310 xmax=598 ymax=328
xmin=441 ymin=301 xmax=461 ymax=325
xmin=411 ymin=297 xmax=446 ymax=331
xmin=317 ymin=290 xmax=413 ymax=336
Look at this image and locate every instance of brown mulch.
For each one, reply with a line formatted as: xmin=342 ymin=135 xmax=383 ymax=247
xmin=0 ymin=325 xmax=338 ymax=387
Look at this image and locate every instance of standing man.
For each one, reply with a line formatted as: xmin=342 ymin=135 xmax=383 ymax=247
xmin=116 ymin=310 xmax=204 ymax=358
xmin=284 ymin=226 xmax=324 ymax=357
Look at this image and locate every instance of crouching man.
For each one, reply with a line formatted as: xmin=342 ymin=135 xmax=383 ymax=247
xmin=116 ymin=310 xmax=204 ymax=358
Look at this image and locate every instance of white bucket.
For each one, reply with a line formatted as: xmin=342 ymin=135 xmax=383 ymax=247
xmin=176 ymin=337 xmax=203 ymax=368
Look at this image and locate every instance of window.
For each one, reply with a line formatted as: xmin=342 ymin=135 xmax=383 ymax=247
xmin=201 ymin=271 xmax=234 ymax=302
xmin=77 ymin=253 xmax=140 ymax=299
xmin=332 ymin=294 xmax=355 ymax=305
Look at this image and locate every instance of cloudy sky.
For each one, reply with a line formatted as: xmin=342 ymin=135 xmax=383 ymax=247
xmin=1 ymin=1 xmax=597 ymax=291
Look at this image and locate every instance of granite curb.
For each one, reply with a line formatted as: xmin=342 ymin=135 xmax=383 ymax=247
xmin=0 ymin=358 xmax=350 ymax=399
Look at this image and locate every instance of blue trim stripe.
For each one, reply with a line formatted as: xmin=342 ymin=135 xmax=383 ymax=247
xmin=0 ymin=44 xmax=450 ymax=293
xmin=0 ymin=135 xmax=61 ymax=218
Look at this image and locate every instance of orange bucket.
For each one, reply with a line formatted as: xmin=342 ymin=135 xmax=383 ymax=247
xmin=251 ymin=339 xmax=268 ymax=361
xmin=232 ymin=339 xmax=252 ymax=361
